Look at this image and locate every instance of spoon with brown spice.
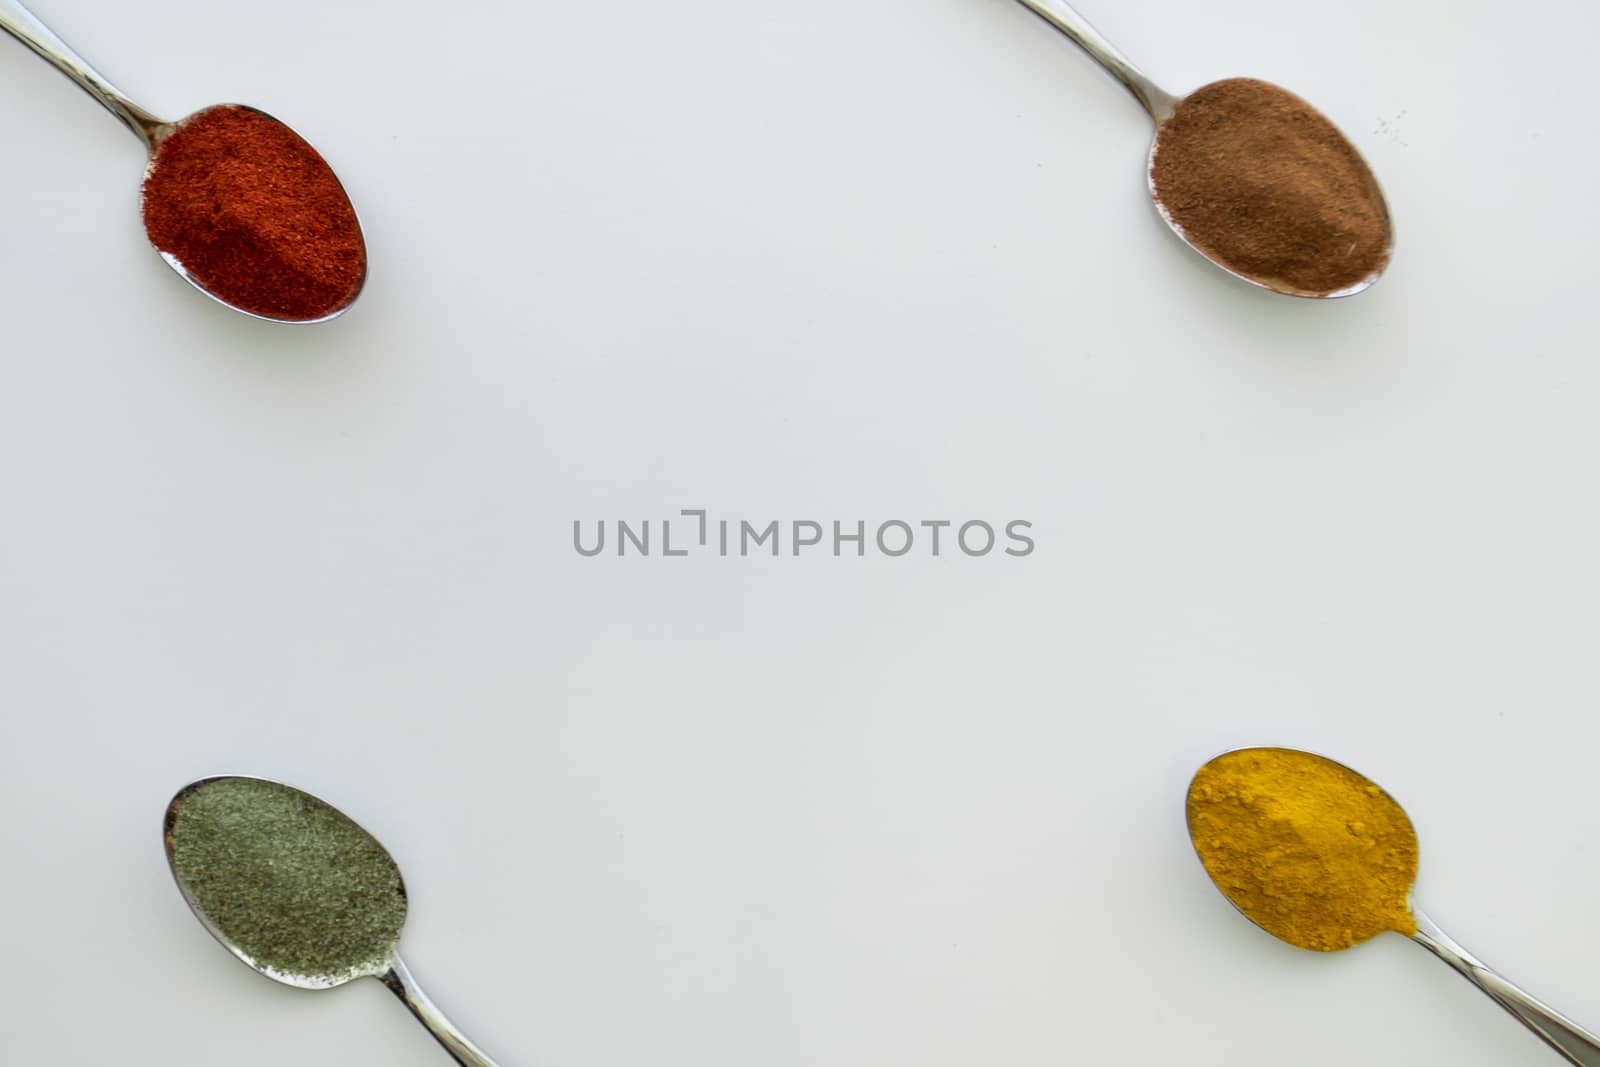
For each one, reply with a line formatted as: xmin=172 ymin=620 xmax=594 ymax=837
xmin=1010 ymin=0 xmax=1392 ymax=297
xmin=165 ymin=776 xmax=504 ymax=1066
xmin=1187 ymin=748 xmax=1600 ymax=1065
xmin=0 ymin=1 xmax=366 ymax=321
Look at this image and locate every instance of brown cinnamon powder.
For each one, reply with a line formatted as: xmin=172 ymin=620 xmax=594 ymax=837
xmin=1149 ymin=78 xmax=1390 ymax=296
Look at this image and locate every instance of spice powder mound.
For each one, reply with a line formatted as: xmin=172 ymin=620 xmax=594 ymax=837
xmin=141 ymin=105 xmax=366 ymax=321
xmin=170 ymin=777 xmax=406 ymax=979
xmin=1186 ymin=748 xmax=1418 ymax=952
xmin=1150 ymin=79 xmax=1390 ymax=296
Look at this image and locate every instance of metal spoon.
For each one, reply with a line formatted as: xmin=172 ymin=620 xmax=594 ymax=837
xmin=164 ymin=776 xmax=503 ymax=1067
xmin=0 ymin=0 xmax=365 ymax=322
xmin=1188 ymin=748 xmax=1600 ymax=1066
xmin=1009 ymin=0 xmax=1392 ymax=298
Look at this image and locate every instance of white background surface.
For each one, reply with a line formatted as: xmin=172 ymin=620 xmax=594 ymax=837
xmin=2 ymin=0 xmax=1598 ymax=1064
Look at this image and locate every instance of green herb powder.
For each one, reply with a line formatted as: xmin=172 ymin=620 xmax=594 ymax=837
xmin=170 ymin=778 xmax=407 ymax=979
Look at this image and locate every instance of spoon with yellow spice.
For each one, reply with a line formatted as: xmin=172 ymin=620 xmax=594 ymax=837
xmin=1187 ymin=747 xmax=1600 ymax=1066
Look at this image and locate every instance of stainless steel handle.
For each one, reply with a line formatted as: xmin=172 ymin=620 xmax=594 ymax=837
xmin=0 ymin=0 xmax=163 ymax=143
xmin=1008 ymin=0 xmax=1178 ymax=122
xmin=382 ymin=955 xmax=506 ymax=1067
xmin=1413 ymin=910 xmax=1600 ymax=1067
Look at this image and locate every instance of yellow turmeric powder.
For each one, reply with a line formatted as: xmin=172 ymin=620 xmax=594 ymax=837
xmin=1186 ymin=748 xmax=1418 ymax=951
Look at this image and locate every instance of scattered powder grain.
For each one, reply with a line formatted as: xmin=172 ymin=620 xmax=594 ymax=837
xmin=1150 ymin=79 xmax=1390 ymax=295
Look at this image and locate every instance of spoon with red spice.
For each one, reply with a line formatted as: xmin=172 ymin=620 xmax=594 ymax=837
xmin=1010 ymin=0 xmax=1393 ymax=298
xmin=1 ymin=1 xmax=366 ymax=322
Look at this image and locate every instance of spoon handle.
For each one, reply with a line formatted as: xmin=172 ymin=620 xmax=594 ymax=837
xmin=1412 ymin=910 xmax=1600 ymax=1066
xmin=0 ymin=0 xmax=163 ymax=143
xmin=383 ymin=955 xmax=506 ymax=1067
xmin=1007 ymin=0 xmax=1178 ymax=122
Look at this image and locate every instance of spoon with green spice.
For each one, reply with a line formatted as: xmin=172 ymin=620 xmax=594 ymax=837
xmin=164 ymin=776 xmax=504 ymax=1066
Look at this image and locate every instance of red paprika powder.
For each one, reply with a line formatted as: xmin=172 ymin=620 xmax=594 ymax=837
xmin=141 ymin=105 xmax=366 ymax=322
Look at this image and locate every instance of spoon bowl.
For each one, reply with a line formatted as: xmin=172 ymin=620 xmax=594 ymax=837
xmin=142 ymin=103 xmax=368 ymax=322
xmin=163 ymin=775 xmax=403 ymax=990
xmin=164 ymin=776 xmax=503 ymax=1067
xmin=0 ymin=1 xmax=366 ymax=322
xmin=1186 ymin=746 xmax=1416 ymax=951
xmin=1011 ymin=0 xmax=1391 ymax=298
